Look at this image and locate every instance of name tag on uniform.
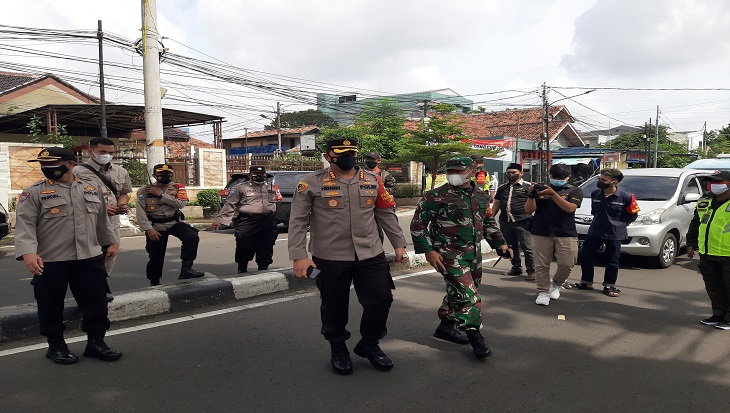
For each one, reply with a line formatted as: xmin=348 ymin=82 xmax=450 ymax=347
xmin=701 ymin=214 xmax=710 ymax=224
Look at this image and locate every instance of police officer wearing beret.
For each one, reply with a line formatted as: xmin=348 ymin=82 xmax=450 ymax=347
xmin=212 ymin=166 xmax=282 ymax=272
xmin=136 ymin=164 xmax=204 ymax=285
xmin=15 ymin=147 xmax=123 ymax=364
xmin=687 ymin=171 xmax=730 ymax=330
xmin=288 ymin=138 xmax=408 ymax=375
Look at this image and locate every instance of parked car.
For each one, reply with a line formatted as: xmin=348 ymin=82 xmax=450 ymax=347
xmin=575 ymin=168 xmax=710 ymax=268
xmin=219 ymin=170 xmax=311 ymax=227
xmin=0 ymin=203 xmax=9 ymax=240
xmin=684 ymin=155 xmax=730 ymax=171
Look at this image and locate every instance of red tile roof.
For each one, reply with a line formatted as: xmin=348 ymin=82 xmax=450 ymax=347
xmin=227 ymin=125 xmax=319 ymax=140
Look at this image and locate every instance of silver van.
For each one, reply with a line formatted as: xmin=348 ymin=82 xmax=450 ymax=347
xmin=575 ymin=168 xmax=710 ymax=268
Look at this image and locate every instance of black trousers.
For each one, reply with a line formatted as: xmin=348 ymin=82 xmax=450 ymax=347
xmin=698 ymin=257 xmax=730 ymax=320
xmin=500 ymin=219 xmax=535 ymax=273
xmin=312 ymin=253 xmax=394 ymax=345
xmin=233 ymin=213 xmax=278 ymax=268
xmin=145 ymin=222 xmax=200 ymax=282
xmin=31 ymin=254 xmax=110 ymax=339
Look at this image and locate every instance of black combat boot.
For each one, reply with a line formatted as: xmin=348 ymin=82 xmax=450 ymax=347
xmin=353 ymin=341 xmax=394 ymax=371
xmin=83 ymin=336 xmax=123 ymax=362
xmin=46 ymin=337 xmax=79 ymax=365
xmin=433 ymin=320 xmax=469 ymax=345
xmin=257 ymin=265 xmax=269 ymax=271
xmin=179 ymin=261 xmax=204 ymax=279
xmin=466 ymin=330 xmax=492 ymax=359
xmin=329 ymin=341 xmax=353 ymax=375
xmin=238 ymin=263 xmax=248 ymax=273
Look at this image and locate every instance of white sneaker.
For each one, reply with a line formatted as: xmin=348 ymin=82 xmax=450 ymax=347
xmin=535 ymin=292 xmax=550 ymax=306
xmin=549 ymin=283 xmax=561 ymax=300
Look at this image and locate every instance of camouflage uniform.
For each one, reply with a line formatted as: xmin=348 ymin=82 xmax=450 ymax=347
xmin=410 ymin=173 xmax=506 ymax=331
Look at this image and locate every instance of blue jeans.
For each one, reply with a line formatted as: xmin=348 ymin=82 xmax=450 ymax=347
xmin=580 ymin=235 xmax=622 ymax=286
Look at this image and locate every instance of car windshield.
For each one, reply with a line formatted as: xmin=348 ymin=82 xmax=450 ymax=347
xmin=580 ymin=175 xmax=678 ymax=201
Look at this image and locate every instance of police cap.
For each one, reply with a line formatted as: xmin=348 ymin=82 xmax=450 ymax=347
xmin=325 ymin=138 xmax=359 ymax=154
xmin=153 ymin=164 xmax=174 ymax=174
xmin=27 ymin=147 xmax=76 ymax=163
xmin=365 ymin=151 xmax=381 ymax=160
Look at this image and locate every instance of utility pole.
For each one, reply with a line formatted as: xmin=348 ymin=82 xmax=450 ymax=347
xmin=541 ymin=83 xmax=549 ymax=182
xmin=654 ymin=106 xmax=659 ymax=168
xmin=276 ymin=102 xmax=282 ymax=155
xmin=702 ymin=121 xmax=707 ymax=156
xmin=141 ymin=0 xmax=166 ymax=173
xmin=96 ymin=20 xmax=107 ymax=140
xmin=244 ymin=128 xmax=248 ymax=156
xmin=644 ymin=121 xmax=650 ymax=168
xmin=422 ymin=99 xmax=429 ymax=125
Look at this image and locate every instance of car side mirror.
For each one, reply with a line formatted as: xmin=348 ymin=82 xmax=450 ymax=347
xmin=683 ymin=193 xmax=701 ymax=203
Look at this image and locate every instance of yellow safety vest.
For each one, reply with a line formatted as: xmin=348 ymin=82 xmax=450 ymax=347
xmin=696 ymin=196 xmax=730 ymax=256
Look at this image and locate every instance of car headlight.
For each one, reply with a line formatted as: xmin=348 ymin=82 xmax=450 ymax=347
xmin=631 ymin=208 xmax=665 ymax=226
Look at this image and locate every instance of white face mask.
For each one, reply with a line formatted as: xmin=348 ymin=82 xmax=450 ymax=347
xmin=447 ymin=173 xmax=469 ymax=187
xmin=710 ymin=184 xmax=729 ymax=195
xmin=93 ymin=152 xmax=113 ymax=165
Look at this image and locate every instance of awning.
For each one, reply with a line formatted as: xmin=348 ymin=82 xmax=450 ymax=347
xmin=552 ymin=157 xmax=596 ymax=166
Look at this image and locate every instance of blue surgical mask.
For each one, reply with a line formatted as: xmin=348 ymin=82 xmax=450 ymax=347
xmin=549 ymin=179 xmax=567 ymax=187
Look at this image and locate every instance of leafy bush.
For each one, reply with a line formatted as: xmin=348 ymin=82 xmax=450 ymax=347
xmin=195 ymin=189 xmax=221 ymax=212
xmin=122 ymin=159 xmax=151 ymax=186
xmin=127 ymin=199 xmax=136 ymax=209
xmin=395 ymin=184 xmax=422 ymax=198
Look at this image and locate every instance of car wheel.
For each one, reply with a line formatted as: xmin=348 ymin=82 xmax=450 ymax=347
xmin=654 ymin=233 xmax=677 ymax=268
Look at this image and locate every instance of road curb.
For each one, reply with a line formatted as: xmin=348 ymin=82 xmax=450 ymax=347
xmin=0 ymin=250 xmax=444 ymax=343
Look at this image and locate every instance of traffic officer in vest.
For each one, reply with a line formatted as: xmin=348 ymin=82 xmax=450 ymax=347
xmin=470 ymin=155 xmax=491 ymax=199
xmin=289 ymin=138 xmax=407 ymax=376
xmin=687 ymin=171 xmax=730 ymax=330
xmin=212 ymin=166 xmax=282 ymax=273
xmin=74 ymin=137 xmax=133 ymax=302
xmin=15 ymin=147 xmax=123 ymax=364
xmin=136 ymin=164 xmax=204 ymax=286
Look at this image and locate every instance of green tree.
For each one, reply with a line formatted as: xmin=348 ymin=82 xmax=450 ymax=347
xmin=316 ymin=125 xmax=362 ymax=154
xmin=705 ymin=124 xmax=730 ymax=157
xmin=353 ymin=98 xmax=405 ymax=159
xmin=607 ymin=124 xmax=695 ymax=168
xmin=265 ymin=109 xmax=337 ymax=130
xmin=27 ymin=114 xmax=75 ymax=148
xmin=396 ymin=104 xmax=501 ymax=189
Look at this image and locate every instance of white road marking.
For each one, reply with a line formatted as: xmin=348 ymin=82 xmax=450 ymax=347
xmin=0 ymin=257 xmax=499 ymax=357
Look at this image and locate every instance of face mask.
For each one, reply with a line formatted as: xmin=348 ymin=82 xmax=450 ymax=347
xmin=331 ymin=155 xmax=356 ymax=171
xmin=597 ymin=181 xmax=611 ymax=189
xmin=41 ymin=164 xmax=69 ymax=180
xmin=365 ymin=161 xmax=378 ymax=169
xmin=252 ymin=175 xmax=266 ymax=184
xmin=506 ymin=173 xmax=519 ymax=181
xmin=549 ymin=179 xmax=567 ymax=188
xmin=156 ymin=175 xmax=172 ymax=184
xmin=447 ymin=173 xmax=469 ymax=187
xmin=93 ymin=152 xmax=113 ymax=165
xmin=710 ymin=184 xmax=729 ymax=195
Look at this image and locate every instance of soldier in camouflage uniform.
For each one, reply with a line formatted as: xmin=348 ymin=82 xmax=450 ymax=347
xmin=410 ymin=156 xmax=509 ymax=359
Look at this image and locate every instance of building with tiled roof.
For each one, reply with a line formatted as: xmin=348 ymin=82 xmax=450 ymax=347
xmin=222 ymin=125 xmax=319 ymax=155
xmin=0 ymin=71 xmax=100 ymax=115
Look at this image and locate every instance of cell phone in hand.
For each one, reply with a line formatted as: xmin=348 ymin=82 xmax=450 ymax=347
xmin=306 ymin=266 xmax=321 ymax=279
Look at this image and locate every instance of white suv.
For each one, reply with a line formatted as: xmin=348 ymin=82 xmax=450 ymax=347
xmin=575 ymin=168 xmax=709 ymax=268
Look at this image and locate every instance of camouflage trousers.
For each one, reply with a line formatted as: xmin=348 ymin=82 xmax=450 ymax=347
xmin=437 ymin=252 xmax=483 ymax=331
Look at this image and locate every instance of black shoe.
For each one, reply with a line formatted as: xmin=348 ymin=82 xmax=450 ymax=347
xmin=353 ymin=342 xmax=394 ymax=371
xmin=700 ymin=315 xmax=724 ymax=326
xmin=46 ymin=344 xmax=79 ymax=365
xmin=330 ymin=342 xmax=353 ymax=375
xmin=258 ymin=265 xmax=269 ymax=271
xmin=106 ymin=294 xmax=114 ymax=303
xmin=150 ymin=279 xmax=161 ymax=286
xmin=433 ymin=321 xmax=469 ymax=345
xmin=466 ymin=330 xmax=492 ymax=359
xmin=83 ymin=338 xmax=123 ymax=362
xmin=179 ymin=268 xmax=205 ymax=280
xmin=238 ymin=265 xmax=248 ymax=273
xmin=503 ymin=268 xmax=522 ymax=276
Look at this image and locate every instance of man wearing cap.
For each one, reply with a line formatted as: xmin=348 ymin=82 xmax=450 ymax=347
xmin=470 ymin=155 xmax=491 ymax=199
xmin=410 ymin=155 xmax=509 ymax=359
xmin=136 ymin=164 xmax=204 ymax=285
xmin=364 ymin=152 xmax=397 ymax=195
xmin=687 ymin=171 xmax=730 ymax=330
xmin=15 ymin=147 xmax=123 ymax=364
xmin=289 ymin=138 xmax=408 ymax=376
xmin=491 ymin=163 xmax=535 ymax=280
xmin=212 ymin=166 xmax=283 ymax=272
xmin=74 ymin=137 xmax=133 ymax=302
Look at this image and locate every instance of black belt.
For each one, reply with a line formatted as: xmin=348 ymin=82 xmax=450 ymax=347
xmin=148 ymin=211 xmax=182 ymax=224
xmin=237 ymin=212 xmax=274 ymax=219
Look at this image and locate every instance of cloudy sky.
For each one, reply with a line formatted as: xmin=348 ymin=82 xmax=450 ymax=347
xmin=3 ymin=0 xmax=729 ymax=141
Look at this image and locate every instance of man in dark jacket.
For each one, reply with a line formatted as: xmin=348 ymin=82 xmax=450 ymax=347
xmin=576 ymin=168 xmax=639 ymax=297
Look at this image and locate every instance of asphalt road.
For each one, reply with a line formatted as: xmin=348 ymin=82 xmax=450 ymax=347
xmin=0 ymin=253 xmax=727 ymax=412
xmin=0 ymin=211 xmax=417 ymax=307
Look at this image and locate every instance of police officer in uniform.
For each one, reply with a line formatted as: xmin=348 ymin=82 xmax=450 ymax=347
xmin=15 ymin=147 xmax=123 ymax=364
xmin=288 ymin=138 xmax=407 ymax=376
xmin=687 ymin=171 xmax=730 ymax=330
xmin=136 ymin=164 xmax=204 ymax=286
xmin=212 ymin=166 xmax=282 ymax=272
xmin=74 ymin=137 xmax=133 ymax=302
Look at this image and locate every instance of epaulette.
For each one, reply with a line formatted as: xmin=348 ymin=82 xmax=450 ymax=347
xmin=361 ymin=168 xmax=378 ymax=178
xmin=30 ymin=179 xmax=46 ymax=187
xmin=77 ymin=175 xmax=95 ymax=182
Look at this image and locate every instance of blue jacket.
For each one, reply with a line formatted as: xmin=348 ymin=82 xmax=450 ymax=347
xmin=587 ymin=188 xmax=639 ymax=240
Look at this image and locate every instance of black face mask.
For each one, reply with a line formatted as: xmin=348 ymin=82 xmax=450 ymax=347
xmin=41 ymin=164 xmax=69 ymax=180
xmin=252 ymin=175 xmax=266 ymax=183
xmin=506 ymin=173 xmax=519 ymax=181
xmin=156 ymin=175 xmax=172 ymax=184
xmin=365 ymin=161 xmax=378 ymax=169
xmin=331 ymin=155 xmax=356 ymax=171
xmin=597 ymin=181 xmax=610 ymax=189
